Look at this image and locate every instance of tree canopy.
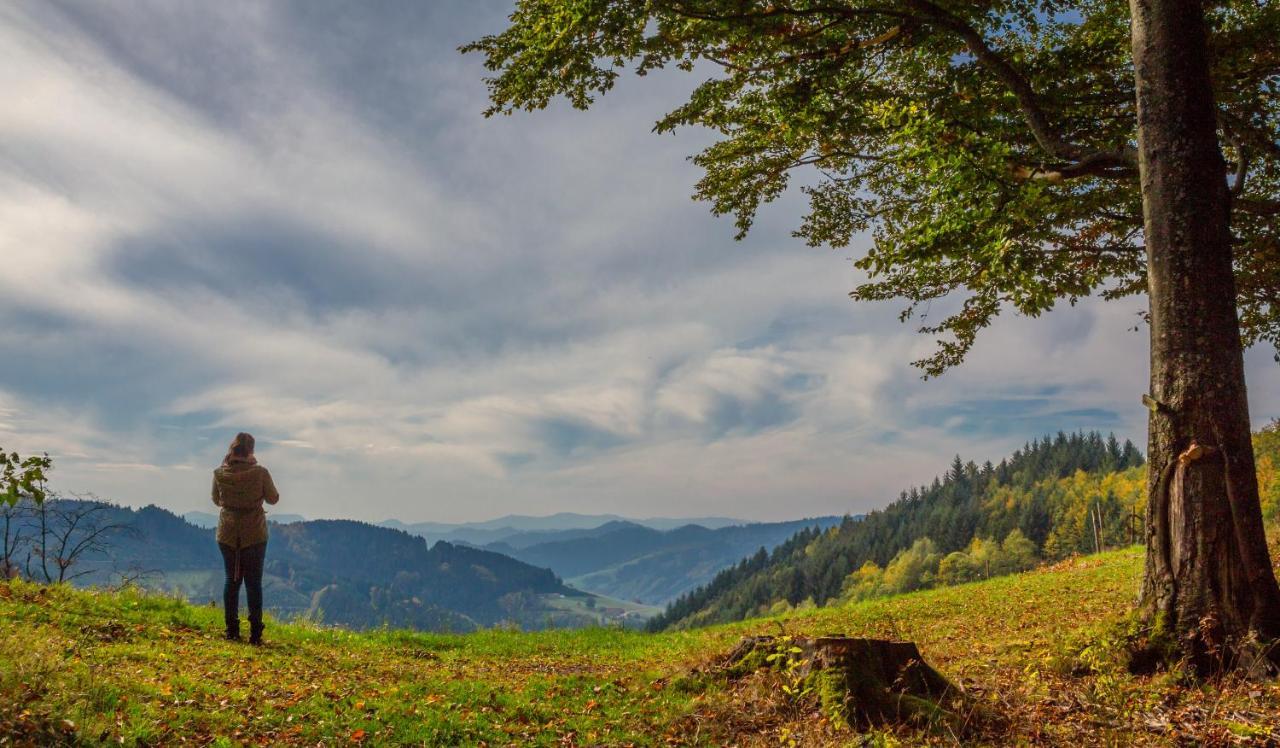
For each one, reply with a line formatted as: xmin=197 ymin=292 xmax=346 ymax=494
xmin=465 ymin=0 xmax=1279 ymax=374
xmin=1 ymin=449 xmax=49 ymax=506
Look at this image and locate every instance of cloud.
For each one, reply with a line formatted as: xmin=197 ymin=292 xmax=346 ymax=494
xmin=0 ymin=2 xmax=1275 ymax=523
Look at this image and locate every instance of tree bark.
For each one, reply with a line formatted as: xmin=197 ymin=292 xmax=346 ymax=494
xmin=1130 ymin=0 xmax=1280 ymax=673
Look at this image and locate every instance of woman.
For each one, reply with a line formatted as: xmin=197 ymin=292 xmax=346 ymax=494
xmin=211 ymin=432 xmax=279 ymax=644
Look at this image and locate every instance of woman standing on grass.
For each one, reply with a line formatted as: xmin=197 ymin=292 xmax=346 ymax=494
xmin=211 ymin=432 xmax=279 ymax=644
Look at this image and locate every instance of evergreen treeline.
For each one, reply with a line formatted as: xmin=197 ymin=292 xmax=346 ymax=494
xmin=648 ymin=431 xmax=1144 ymax=631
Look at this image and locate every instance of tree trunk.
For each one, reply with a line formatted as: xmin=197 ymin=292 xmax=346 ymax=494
xmin=1130 ymin=0 xmax=1280 ymax=674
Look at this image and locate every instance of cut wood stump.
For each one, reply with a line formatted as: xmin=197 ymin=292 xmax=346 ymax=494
xmin=718 ymin=635 xmax=962 ymax=729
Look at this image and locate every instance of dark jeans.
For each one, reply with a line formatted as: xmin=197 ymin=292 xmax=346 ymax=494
xmin=218 ymin=541 xmax=267 ymax=637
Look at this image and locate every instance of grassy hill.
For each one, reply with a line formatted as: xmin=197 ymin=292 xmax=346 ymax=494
xmin=5 ymin=548 xmax=1278 ymax=745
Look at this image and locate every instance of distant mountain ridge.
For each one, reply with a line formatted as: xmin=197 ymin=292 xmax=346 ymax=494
xmin=478 ymin=521 xmax=645 ymax=552
xmin=491 ymin=516 xmax=845 ymax=605
xmin=381 ymin=512 xmax=746 ymax=533
xmin=129 ymin=509 xmax=847 ymax=621
xmin=377 ymin=513 xmax=746 ymax=547
xmin=22 ymin=502 xmax=654 ymax=632
xmin=181 ymin=511 xmax=749 ymax=550
xmin=183 ymin=510 xmax=305 ymax=528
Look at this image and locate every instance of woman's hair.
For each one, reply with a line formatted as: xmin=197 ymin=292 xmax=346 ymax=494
xmin=223 ymin=432 xmax=256 ymax=465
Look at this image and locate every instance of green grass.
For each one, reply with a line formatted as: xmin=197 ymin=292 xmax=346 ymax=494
xmin=540 ymin=591 xmax=663 ymax=625
xmin=3 ymin=549 xmax=1278 ymax=745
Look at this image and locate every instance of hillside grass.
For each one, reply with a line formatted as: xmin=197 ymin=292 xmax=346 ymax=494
xmin=3 ymin=549 xmax=1279 ymax=746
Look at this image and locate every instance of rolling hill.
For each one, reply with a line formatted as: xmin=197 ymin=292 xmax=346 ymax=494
xmin=171 ymin=511 xmax=832 ymax=613
xmin=648 ymin=425 xmax=1280 ymax=633
xmin=490 ymin=517 xmax=844 ymax=605
xmin=7 ymin=502 xmax=655 ymax=632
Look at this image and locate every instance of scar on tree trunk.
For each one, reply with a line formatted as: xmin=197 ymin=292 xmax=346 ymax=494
xmin=1136 ymin=419 xmax=1280 ymax=678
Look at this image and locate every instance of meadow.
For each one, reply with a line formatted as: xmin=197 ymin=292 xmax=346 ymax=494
xmin=4 ymin=547 xmax=1279 ymax=746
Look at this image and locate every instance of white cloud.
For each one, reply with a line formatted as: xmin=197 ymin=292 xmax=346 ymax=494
xmin=0 ymin=2 xmax=1275 ymax=524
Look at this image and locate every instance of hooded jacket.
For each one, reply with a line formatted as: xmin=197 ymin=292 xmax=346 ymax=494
xmin=211 ymin=459 xmax=280 ymax=548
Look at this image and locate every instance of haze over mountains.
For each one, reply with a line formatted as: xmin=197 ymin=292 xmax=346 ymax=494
xmin=37 ymin=503 xmax=657 ymax=631
xmin=375 ymin=513 xmax=748 ymax=547
xmin=364 ymin=512 xmax=844 ymax=604
xmin=183 ymin=511 xmax=306 ymax=528
xmin=485 ymin=518 xmax=843 ymax=604
xmin=40 ymin=505 xmax=839 ymax=632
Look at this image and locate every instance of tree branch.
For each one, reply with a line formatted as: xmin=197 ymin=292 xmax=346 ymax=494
xmin=1219 ymin=111 xmax=1280 ymax=161
xmin=660 ymin=1 xmax=909 ymax=25
xmin=1229 ymin=145 xmax=1249 ymax=197
xmin=1236 ymin=198 xmax=1280 ymax=217
xmin=666 ymin=0 xmax=1138 ymax=180
xmin=903 ymin=0 xmax=1136 ymax=169
xmin=705 ymin=24 xmax=903 ymax=75
xmin=1012 ymin=150 xmax=1140 ymax=183
xmin=1028 ymin=245 xmax=1146 ymax=255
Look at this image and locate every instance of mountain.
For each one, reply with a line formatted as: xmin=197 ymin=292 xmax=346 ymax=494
xmin=171 ymin=512 xmax=842 ymax=610
xmin=478 ymin=520 xmax=644 ymax=552
xmin=183 ymin=510 xmax=304 ymax=528
xmin=377 ymin=513 xmax=746 ymax=547
xmin=379 ymin=512 xmax=632 ymax=535
xmin=11 ymin=502 xmax=655 ymax=631
xmin=383 ymin=512 xmax=745 ymax=533
xmin=491 ymin=517 xmax=844 ymax=605
xmin=632 ymin=516 xmax=746 ymax=531
xmin=649 ymin=431 xmax=1147 ymax=630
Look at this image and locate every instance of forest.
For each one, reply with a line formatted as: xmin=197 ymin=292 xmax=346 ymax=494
xmin=651 ymin=431 xmax=1156 ymax=629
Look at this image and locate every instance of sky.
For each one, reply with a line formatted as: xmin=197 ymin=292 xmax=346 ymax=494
xmin=2 ymin=1 xmax=1276 ymax=524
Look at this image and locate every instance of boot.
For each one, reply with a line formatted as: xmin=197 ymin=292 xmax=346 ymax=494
xmin=248 ymin=616 xmax=264 ymax=646
xmin=224 ymin=610 xmax=241 ymax=642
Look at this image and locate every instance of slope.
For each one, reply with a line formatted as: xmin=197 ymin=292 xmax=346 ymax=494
xmin=651 ymin=431 xmax=1146 ymax=630
xmin=5 ymin=548 xmax=1279 ymax=745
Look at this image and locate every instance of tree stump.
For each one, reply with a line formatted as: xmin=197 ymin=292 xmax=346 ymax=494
xmin=719 ymin=635 xmax=961 ymax=729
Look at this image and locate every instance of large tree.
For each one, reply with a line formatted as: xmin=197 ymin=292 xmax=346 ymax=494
xmin=465 ymin=0 xmax=1280 ymax=670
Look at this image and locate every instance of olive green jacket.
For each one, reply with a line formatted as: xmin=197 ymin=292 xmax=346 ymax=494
xmin=211 ymin=461 xmax=280 ymax=548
